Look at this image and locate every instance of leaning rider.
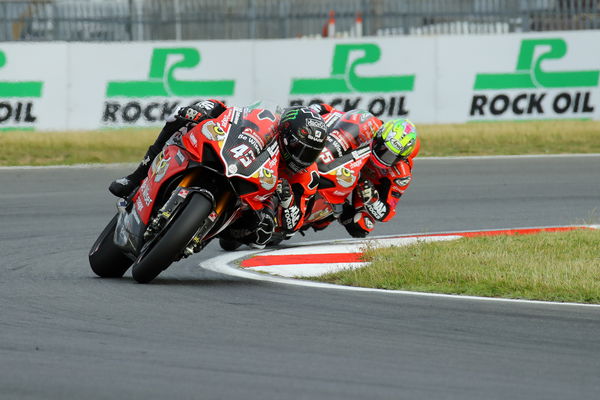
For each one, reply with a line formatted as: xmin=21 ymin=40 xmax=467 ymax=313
xmin=108 ymin=100 xmax=327 ymax=248
xmin=309 ymin=104 xmax=419 ymax=238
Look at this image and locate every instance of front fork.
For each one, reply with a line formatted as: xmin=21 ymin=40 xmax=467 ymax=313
xmin=144 ymin=169 xmax=234 ymax=258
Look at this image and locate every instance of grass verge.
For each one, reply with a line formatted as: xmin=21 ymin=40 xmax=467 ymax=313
xmin=0 ymin=128 xmax=157 ymax=166
xmin=313 ymin=229 xmax=600 ymax=303
xmin=1 ymin=120 xmax=600 ymax=166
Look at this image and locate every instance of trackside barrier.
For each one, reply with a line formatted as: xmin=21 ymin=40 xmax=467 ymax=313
xmin=0 ymin=31 xmax=598 ymax=130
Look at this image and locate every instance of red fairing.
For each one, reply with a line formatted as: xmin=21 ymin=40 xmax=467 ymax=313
xmin=315 ymin=109 xmax=381 ymax=207
xmin=278 ymin=163 xmax=320 ymax=230
xmin=182 ymin=106 xmax=280 ymax=210
xmin=132 ymin=145 xmax=190 ymax=224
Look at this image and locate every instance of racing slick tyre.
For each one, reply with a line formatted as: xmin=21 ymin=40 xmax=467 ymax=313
xmin=131 ymin=193 xmax=212 ymax=284
xmin=89 ymin=214 xmax=134 ymax=278
xmin=219 ymin=237 xmax=242 ymax=251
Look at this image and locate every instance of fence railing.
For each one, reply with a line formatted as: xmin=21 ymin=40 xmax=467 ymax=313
xmin=1 ymin=0 xmax=599 ymax=42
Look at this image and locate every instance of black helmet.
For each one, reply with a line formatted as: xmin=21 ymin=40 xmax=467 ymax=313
xmin=277 ymin=107 xmax=327 ymax=173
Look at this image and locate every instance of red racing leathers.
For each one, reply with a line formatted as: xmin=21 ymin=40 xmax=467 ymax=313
xmin=309 ymin=103 xmax=419 ymax=238
xmin=341 ymin=149 xmax=418 ymax=238
xmin=270 ymin=163 xmax=321 ymax=237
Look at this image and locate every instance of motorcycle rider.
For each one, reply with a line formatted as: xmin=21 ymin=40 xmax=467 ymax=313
xmin=220 ymin=106 xmax=328 ymax=248
xmin=309 ymin=104 xmax=419 ymax=238
xmin=341 ymin=118 xmax=419 ymax=238
xmin=108 ymin=99 xmax=327 ymax=248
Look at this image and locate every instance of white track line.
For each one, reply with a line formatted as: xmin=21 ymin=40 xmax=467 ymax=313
xmin=199 ymin=227 xmax=600 ymax=308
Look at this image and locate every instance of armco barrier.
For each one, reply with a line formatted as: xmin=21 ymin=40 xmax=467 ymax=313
xmin=0 ymin=31 xmax=598 ymax=131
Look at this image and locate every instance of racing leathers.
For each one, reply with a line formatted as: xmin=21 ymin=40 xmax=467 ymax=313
xmin=308 ymin=102 xmax=418 ymax=238
xmin=340 ymin=154 xmax=416 ymax=238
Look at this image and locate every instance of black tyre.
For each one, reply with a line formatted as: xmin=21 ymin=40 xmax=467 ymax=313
xmin=131 ymin=193 xmax=212 ymax=283
xmin=219 ymin=237 xmax=242 ymax=251
xmin=89 ymin=214 xmax=133 ymax=278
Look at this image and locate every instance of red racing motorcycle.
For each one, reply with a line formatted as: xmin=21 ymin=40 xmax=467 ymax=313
xmin=268 ymin=110 xmax=379 ymax=245
xmin=89 ymin=105 xmax=280 ymax=283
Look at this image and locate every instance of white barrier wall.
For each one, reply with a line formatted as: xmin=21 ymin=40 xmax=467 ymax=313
xmin=0 ymin=31 xmax=599 ymax=131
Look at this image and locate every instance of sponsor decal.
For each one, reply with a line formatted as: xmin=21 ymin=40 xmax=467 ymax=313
xmin=0 ymin=50 xmax=43 ymax=130
xmin=283 ymin=205 xmax=301 ymax=230
xmin=258 ymin=167 xmax=276 ymax=190
xmin=289 ymin=44 xmax=414 ymax=117
xmin=394 ymin=176 xmax=411 ymax=187
xmin=366 ymin=200 xmax=386 ymax=220
xmin=470 ymin=39 xmax=598 ymax=119
xmin=102 ymin=47 xmax=235 ymax=125
xmin=336 ymin=167 xmax=356 ymax=188
xmin=151 ymin=150 xmax=171 ymax=183
xmin=139 ymin=180 xmax=153 ymax=207
xmin=201 ymin=120 xmax=227 ymax=142
xmin=175 ymin=149 xmax=186 ymax=165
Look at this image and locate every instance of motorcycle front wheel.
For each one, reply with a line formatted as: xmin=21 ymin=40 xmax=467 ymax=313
xmin=131 ymin=193 xmax=212 ymax=284
xmin=89 ymin=214 xmax=134 ymax=278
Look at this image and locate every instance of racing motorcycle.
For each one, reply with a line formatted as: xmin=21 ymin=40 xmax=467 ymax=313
xmin=267 ymin=110 xmax=379 ymax=246
xmin=89 ymin=105 xmax=280 ymax=283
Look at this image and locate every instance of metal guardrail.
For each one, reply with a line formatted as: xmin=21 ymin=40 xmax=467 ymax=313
xmin=1 ymin=0 xmax=599 ymax=42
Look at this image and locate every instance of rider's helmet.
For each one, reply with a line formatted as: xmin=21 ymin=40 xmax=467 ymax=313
xmin=277 ymin=106 xmax=328 ymax=173
xmin=370 ymin=118 xmax=419 ymax=168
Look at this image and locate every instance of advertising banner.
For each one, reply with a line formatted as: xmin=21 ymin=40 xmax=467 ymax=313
xmin=437 ymin=31 xmax=600 ymax=123
xmin=0 ymin=31 xmax=598 ymax=131
xmin=254 ymin=38 xmax=436 ymax=124
xmin=67 ymin=41 xmax=255 ymax=130
xmin=0 ymin=43 xmax=68 ymax=130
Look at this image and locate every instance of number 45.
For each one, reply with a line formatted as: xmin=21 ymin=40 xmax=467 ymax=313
xmin=230 ymin=144 xmax=255 ymax=167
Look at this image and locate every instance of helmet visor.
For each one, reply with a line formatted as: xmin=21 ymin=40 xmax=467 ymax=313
xmin=372 ymin=140 xmax=403 ymax=167
xmin=284 ymin=136 xmax=323 ymax=171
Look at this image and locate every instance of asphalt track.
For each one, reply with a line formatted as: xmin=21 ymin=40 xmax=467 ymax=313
xmin=1 ymin=155 xmax=599 ymax=400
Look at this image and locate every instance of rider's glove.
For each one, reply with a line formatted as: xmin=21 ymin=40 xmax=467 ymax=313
xmin=357 ymin=180 xmax=389 ymax=221
xmin=249 ymin=211 xmax=275 ymax=249
xmin=176 ymin=100 xmax=226 ymax=124
xmin=276 ymin=179 xmax=294 ymax=209
xmin=340 ymin=204 xmax=375 ymax=238
xmin=357 ymin=180 xmax=378 ymax=204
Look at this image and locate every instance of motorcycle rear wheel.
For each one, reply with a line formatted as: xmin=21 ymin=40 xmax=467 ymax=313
xmin=89 ymin=214 xmax=134 ymax=278
xmin=131 ymin=193 xmax=212 ymax=283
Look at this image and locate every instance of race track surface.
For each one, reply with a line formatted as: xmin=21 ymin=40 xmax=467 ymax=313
xmin=1 ymin=156 xmax=599 ymax=399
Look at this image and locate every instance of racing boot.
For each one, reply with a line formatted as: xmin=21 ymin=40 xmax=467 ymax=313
xmin=108 ymin=146 xmax=157 ymax=198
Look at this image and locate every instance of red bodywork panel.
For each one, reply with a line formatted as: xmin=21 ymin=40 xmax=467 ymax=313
xmin=132 ymin=107 xmax=280 ymax=225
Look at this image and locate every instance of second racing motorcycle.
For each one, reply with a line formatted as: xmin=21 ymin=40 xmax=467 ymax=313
xmin=268 ymin=110 xmax=380 ymax=246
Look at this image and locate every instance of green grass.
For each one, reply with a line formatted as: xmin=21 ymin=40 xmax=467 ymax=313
xmin=313 ymin=229 xmax=600 ymax=303
xmin=418 ymin=120 xmax=600 ymax=157
xmin=0 ymin=128 xmax=157 ymax=166
xmin=1 ymin=120 xmax=599 ymax=166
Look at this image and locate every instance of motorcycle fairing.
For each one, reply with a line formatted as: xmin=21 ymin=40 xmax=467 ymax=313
xmin=317 ymin=144 xmax=371 ymax=205
xmin=131 ymin=145 xmax=191 ymax=225
xmin=183 ymin=107 xmax=280 ymax=211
